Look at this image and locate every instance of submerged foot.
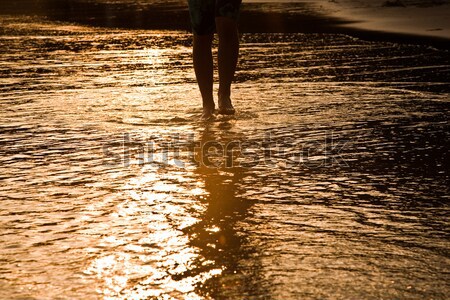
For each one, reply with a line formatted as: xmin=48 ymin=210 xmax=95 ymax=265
xmin=218 ymin=96 xmax=235 ymax=115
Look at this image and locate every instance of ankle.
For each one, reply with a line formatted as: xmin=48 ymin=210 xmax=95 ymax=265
xmin=203 ymin=103 xmax=215 ymax=111
xmin=218 ymin=90 xmax=230 ymax=100
xmin=202 ymin=98 xmax=215 ymax=109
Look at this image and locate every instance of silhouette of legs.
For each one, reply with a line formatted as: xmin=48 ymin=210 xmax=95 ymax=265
xmin=191 ymin=11 xmax=239 ymax=118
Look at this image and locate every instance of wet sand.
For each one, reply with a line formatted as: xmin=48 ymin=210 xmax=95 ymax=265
xmin=1 ymin=1 xmax=450 ymax=300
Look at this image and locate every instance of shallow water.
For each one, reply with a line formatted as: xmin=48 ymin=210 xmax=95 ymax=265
xmin=0 ymin=16 xmax=449 ymax=299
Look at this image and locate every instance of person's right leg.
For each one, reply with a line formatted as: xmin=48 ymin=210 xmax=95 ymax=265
xmin=188 ymin=0 xmax=216 ymax=119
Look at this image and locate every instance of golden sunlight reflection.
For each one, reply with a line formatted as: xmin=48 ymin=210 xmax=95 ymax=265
xmin=83 ymin=156 xmax=226 ymax=299
xmin=142 ymin=48 xmax=164 ymax=66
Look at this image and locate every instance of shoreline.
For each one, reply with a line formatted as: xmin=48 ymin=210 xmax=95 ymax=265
xmin=0 ymin=0 xmax=449 ymax=49
xmin=315 ymin=0 xmax=450 ymax=39
xmin=238 ymin=3 xmax=450 ymax=50
xmin=311 ymin=0 xmax=450 ymax=49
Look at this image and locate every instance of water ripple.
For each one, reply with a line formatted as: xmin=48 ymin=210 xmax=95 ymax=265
xmin=0 ymin=15 xmax=449 ymax=300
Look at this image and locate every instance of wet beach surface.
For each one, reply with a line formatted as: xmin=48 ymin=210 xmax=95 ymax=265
xmin=1 ymin=3 xmax=450 ymax=300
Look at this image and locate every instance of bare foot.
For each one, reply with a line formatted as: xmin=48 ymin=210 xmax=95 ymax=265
xmin=218 ymin=96 xmax=235 ymax=115
xmin=201 ymin=106 xmax=215 ymax=120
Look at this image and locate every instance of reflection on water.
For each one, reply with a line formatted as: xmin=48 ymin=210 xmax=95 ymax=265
xmin=0 ymin=16 xmax=449 ymax=299
xmin=188 ymin=127 xmax=266 ymax=299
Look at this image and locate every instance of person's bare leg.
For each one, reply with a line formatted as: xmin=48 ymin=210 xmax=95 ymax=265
xmin=216 ymin=17 xmax=239 ymax=114
xmin=193 ymin=33 xmax=215 ymax=118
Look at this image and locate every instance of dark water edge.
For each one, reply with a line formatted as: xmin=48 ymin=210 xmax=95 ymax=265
xmin=1 ymin=0 xmax=449 ymax=49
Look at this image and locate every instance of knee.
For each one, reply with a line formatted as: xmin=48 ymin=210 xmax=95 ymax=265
xmin=216 ymin=17 xmax=239 ymax=41
xmin=193 ymin=33 xmax=214 ymax=48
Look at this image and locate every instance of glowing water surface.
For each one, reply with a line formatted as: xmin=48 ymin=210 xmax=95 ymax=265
xmin=0 ymin=16 xmax=449 ymax=299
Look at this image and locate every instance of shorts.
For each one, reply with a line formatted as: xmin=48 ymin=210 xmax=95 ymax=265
xmin=188 ymin=0 xmax=242 ymax=35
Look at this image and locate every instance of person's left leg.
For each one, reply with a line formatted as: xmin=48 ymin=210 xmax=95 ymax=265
xmin=215 ymin=0 xmax=241 ymax=115
xmin=216 ymin=16 xmax=239 ymax=114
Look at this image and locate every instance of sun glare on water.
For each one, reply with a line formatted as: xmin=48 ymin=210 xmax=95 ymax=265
xmin=82 ymin=160 xmax=224 ymax=299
